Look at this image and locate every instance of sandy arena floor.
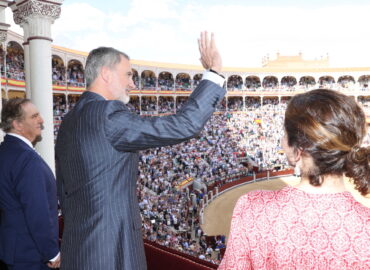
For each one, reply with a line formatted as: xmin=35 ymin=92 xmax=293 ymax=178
xmin=202 ymin=176 xmax=370 ymax=238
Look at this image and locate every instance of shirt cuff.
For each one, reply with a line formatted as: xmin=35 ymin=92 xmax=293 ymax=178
xmin=202 ymin=70 xmax=225 ymax=87
xmin=49 ymin=252 xmax=60 ymax=262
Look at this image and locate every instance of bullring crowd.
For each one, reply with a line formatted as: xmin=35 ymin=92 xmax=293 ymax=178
xmin=50 ymin=96 xmax=334 ymax=263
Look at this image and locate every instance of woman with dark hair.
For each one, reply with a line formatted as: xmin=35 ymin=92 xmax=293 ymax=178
xmin=218 ymin=89 xmax=370 ymax=269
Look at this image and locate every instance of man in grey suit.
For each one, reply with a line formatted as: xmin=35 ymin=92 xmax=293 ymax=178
xmin=55 ymin=32 xmax=225 ymax=270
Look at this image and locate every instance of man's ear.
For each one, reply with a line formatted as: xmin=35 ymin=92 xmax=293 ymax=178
xmin=12 ymin=119 xmax=23 ymax=132
xmin=100 ymin=66 xmax=112 ymax=83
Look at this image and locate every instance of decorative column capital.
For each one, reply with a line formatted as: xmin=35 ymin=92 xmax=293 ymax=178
xmin=0 ymin=0 xmax=9 ymax=42
xmin=11 ymin=0 xmax=63 ymax=41
xmin=12 ymin=0 xmax=62 ymax=23
xmin=0 ymin=29 xmax=7 ymax=42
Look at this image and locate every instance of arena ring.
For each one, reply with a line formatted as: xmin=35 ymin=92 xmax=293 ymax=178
xmin=202 ymin=175 xmax=370 ymax=239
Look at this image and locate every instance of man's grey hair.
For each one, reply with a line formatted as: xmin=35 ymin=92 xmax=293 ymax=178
xmin=0 ymin=98 xmax=30 ymax=133
xmin=85 ymin=47 xmax=130 ymax=89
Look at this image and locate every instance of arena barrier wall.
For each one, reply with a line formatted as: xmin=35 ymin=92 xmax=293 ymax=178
xmin=199 ymin=169 xmax=294 ymax=224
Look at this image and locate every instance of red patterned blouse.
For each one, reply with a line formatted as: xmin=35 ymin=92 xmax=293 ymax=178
xmin=218 ymin=186 xmax=370 ymax=270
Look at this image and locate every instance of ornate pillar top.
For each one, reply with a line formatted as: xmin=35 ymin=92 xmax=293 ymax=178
xmin=12 ymin=0 xmax=62 ymax=24
xmin=0 ymin=0 xmax=10 ymax=42
xmin=10 ymin=0 xmax=63 ymax=41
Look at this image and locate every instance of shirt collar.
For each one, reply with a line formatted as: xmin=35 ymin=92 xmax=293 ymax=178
xmin=7 ymin=133 xmax=34 ymax=149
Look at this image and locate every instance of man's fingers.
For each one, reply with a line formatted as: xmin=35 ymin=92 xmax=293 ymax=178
xmin=198 ymin=38 xmax=202 ymax=55
xmin=199 ymin=32 xmax=205 ymax=53
xmin=204 ymin=31 xmax=209 ymax=51
xmin=210 ymin=32 xmax=217 ymax=51
xmin=199 ymin=31 xmax=218 ymax=70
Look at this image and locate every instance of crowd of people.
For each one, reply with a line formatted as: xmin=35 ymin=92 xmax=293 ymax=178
xmin=1 ymin=32 xmax=368 ymax=269
xmin=52 ymin=58 xmax=66 ymax=86
xmin=46 ymin=57 xmax=370 ymax=264
xmin=51 ymin=95 xmax=293 ymax=263
xmin=12 ymin=87 xmax=363 ymax=266
xmin=53 ymin=95 xmax=79 ymax=140
xmin=227 ymin=75 xmax=243 ymax=90
xmin=141 ymin=75 xmax=157 ymax=89
xmin=67 ymin=62 xmax=85 ymax=87
xmin=132 ymin=103 xmax=294 ymax=263
xmin=5 ymin=49 xmax=25 ymax=81
xmin=175 ymin=74 xmax=192 ymax=90
xmin=123 ymin=95 xmax=291 ymax=114
xmin=158 ymin=73 xmax=174 ymax=90
xmin=1 ymin=48 xmax=370 ymax=94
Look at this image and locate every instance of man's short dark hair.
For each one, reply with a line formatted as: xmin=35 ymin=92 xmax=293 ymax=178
xmin=0 ymin=98 xmax=30 ymax=133
xmin=85 ymin=47 xmax=129 ymax=89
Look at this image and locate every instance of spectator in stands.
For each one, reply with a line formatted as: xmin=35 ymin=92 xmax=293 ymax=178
xmin=0 ymin=98 xmax=60 ymax=269
xmin=219 ymin=89 xmax=370 ymax=269
xmin=56 ymin=32 xmax=225 ymax=270
xmin=67 ymin=63 xmax=85 ymax=87
xmin=52 ymin=59 xmax=66 ymax=85
xmin=6 ymin=50 xmax=25 ymax=80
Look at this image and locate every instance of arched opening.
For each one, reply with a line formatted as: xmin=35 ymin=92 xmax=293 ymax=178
xmin=67 ymin=94 xmax=81 ymax=110
xmin=6 ymin=41 xmax=24 ymax=80
xmin=228 ymin=97 xmax=243 ymax=111
xmin=158 ymin=72 xmax=174 ymax=90
xmin=338 ymin=75 xmax=355 ymax=89
xmin=358 ymin=96 xmax=370 ymax=116
xmin=127 ymin=95 xmax=140 ymax=114
xmin=176 ymin=73 xmax=191 ymax=91
xmin=0 ymin=44 xmax=5 ymax=77
xmin=132 ymin=69 xmax=139 ymax=89
xmin=53 ymin=93 xmax=67 ymax=140
xmin=159 ymin=96 xmax=175 ymax=113
xmin=358 ymin=75 xmax=370 ymax=90
xmin=141 ymin=96 xmax=157 ymax=114
xmin=227 ymin=75 xmax=243 ymax=90
xmin=216 ymin=97 xmax=227 ymax=112
xmin=52 ymin=55 xmax=66 ymax=85
xmin=262 ymin=96 xmax=279 ymax=106
xmin=281 ymin=96 xmax=292 ymax=104
xmin=176 ymin=96 xmax=189 ymax=111
xmin=318 ymin=76 xmax=335 ymax=88
xmin=141 ymin=70 xmax=156 ymax=89
xmin=299 ymin=76 xmax=316 ymax=89
xmin=245 ymin=96 xmax=261 ymax=109
xmin=245 ymin=76 xmax=261 ymax=90
xmin=281 ymin=76 xmax=297 ymax=91
xmin=262 ymin=76 xmax=278 ymax=89
xmin=53 ymin=94 xmax=67 ymax=119
xmin=193 ymin=74 xmax=202 ymax=89
xmin=67 ymin=60 xmax=84 ymax=87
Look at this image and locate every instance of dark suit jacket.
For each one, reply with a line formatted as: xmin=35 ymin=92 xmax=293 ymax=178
xmin=55 ymin=79 xmax=225 ymax=270
xmin=0 ymin=135 xmax=59 ymax=266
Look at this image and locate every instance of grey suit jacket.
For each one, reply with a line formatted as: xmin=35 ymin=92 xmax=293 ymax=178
xmin=55 ymin=79 xmax=225 ymax=270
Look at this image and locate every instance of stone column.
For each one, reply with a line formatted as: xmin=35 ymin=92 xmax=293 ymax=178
xmin=0 ymin=0 xmax=9 ymax=143
xmin=22 ymin=24 xmax=31 ymax=97
xmin=12 ymin=0 xmax=62 ymax=171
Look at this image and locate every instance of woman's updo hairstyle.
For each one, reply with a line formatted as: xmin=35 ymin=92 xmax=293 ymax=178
xmin=284 ymin=89 xmax=370 ymax=195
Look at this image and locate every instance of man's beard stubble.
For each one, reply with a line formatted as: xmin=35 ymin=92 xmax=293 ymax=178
xmin=32 ymin=123 xmax=44 ymax=146
xmin=120 ymin=93 xmax=130 ymax=104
